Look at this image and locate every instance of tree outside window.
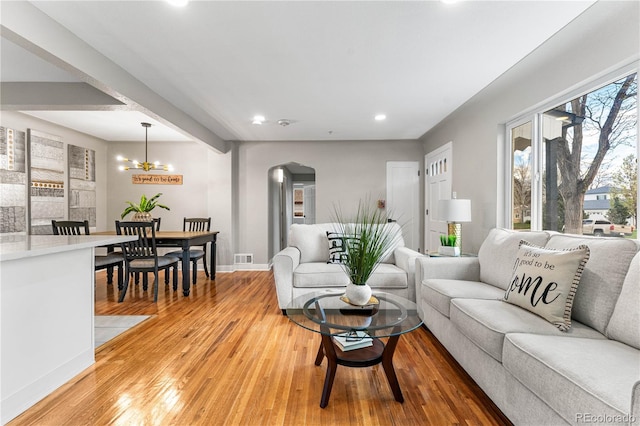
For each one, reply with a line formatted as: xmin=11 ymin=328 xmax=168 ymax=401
xmin=510 ymin=72 xmax=637 ymax=236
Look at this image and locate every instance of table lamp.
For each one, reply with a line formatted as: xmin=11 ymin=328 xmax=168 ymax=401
xmin=437 ymin=198 xmax=472 ymax=250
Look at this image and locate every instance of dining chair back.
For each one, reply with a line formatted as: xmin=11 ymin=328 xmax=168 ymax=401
xmin=184 ymin=217 xmax=210 ymax=233
xmin=51 ymin=220 xmax=124 ymax=290
xmin=132 ymin=217 xmax=162 ymax=286
xmin=116 ymin=220 xmax=178 ymax=302
xmin=167 ymin=217 xmax=212 ymax=284
xmin=51 ymin=220 xmax=90 ymax=235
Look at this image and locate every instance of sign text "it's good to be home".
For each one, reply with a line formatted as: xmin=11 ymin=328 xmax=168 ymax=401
xmin=132 ymin=174 xmax=183 ymax=185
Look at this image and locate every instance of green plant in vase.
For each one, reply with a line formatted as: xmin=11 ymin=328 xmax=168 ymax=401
xmin=438 ymin=234 xmax=460 ymax=256
xmin=439 ymin=234 xmax=457 ymax=247
xmin=332 ymin=198 xmax=401 ymax=305
xmin=121 ymin=193 xmax=170 ymax=221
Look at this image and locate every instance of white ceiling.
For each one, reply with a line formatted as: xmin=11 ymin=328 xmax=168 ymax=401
xmin=1 ymin=0 xmax=596 ymax=146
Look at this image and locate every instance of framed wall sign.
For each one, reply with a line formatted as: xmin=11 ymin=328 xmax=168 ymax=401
xmin=132 ymin=174 xmax=183 ymax=185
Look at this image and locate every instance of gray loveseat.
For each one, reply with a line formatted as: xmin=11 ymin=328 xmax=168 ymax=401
xmin=272 ymin=222 xmax=423 ymax=310
xmin=416 ymin=228 xmax=640 ymax=425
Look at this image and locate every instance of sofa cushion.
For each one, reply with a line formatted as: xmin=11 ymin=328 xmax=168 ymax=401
xmin=545 ymin=234 xmax=640 ymax=334
xmin=449 ymin=299 xmax=605 ymax=362
xmin=477 ymin=228 xmax=551 ymax=290
xmin=422 ymin=279 xmax=504 ymax=318
xmin=503 ymin=241 xmax=590 ymax=331
xmin=503 ymin=333 xmax=640 ymax=422
xmin=288 ymin=224 xmax=331 ymax=263
xmin=365 ymin=263 xmax=408 ymax=289
xmin=326 ymin=232 xmax=349 ymax=264
xmin=607 ymin=251 xmax=640 ymax=349
xmin=293 ymin=262 xmax=407 ymax=289
xmin=293 ymin=263 xmax=349 ymax=288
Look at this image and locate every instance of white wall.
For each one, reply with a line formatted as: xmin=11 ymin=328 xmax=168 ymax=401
xmin=419 ymin=0 xmax=640 ymax=253
xmin=106 ymin=140 xmax=234 ymax=269
xmin=0 ymin=111 xmax=109 ymax=230
xmin=236 ymin=139 xmax=423 ymax=266
xmin=0 ymin=115 xmax=425 ymax=271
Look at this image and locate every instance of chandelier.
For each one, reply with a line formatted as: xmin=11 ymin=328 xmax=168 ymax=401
xmin=117 ymin=122 xmax=173 ymax=172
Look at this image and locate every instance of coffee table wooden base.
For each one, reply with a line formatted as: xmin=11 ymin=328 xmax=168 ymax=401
xmin=315 ymin=333 xmax=404 ymax=408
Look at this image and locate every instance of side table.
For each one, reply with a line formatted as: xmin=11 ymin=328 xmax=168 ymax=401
xmin=427 ymin=251 xmax=477 ymax=257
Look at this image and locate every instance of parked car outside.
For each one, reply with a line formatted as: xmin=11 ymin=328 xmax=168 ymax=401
xmin=582 ymin=219 xmax=634 ymax=237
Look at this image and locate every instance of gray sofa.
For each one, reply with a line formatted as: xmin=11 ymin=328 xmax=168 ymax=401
xmin=272 ymin=222 xmax=423 ymax=310
xmin=416 ymin=228 xmax=640 ymax=425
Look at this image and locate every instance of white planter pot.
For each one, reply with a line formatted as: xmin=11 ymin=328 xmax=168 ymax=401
xmin=438 ymin=246 xmax=460 ymax=257
xmin=345 ymin=283 xmax=373 ymax=306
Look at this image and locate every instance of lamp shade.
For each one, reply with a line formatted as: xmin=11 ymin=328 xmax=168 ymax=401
xmin=437 ymin=199 xmax=471 ymax=222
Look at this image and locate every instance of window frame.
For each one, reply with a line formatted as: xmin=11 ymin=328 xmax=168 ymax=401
xmin=504 ymin=61 xmax=639 ymax=232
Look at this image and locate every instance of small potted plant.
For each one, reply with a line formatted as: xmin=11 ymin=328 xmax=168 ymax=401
xmin=438 ymin=234 xmax=460 ymax=257
xmin=121 ymin=193 xmax=170 ymax=221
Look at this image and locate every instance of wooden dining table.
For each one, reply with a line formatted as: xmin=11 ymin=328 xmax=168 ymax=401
xmin=95 ymin=230 xmax=219 ymax=296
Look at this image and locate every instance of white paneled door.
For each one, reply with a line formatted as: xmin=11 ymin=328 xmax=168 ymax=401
xmin=425 ymin=142 xmax=452 ymax=253
xmin=386 ymin=161 xmax=420 ymax=252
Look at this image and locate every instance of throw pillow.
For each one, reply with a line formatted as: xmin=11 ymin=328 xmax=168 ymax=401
xmin=503 ymin=240 xmax=590 ymax=331
xmin=327 ymin=232 xmax=348 ymax=264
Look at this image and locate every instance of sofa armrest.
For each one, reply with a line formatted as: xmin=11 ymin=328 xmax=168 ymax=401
xmin=415 ymin=257 xmax=481 ymax=317
xmin=416 ymin=256 xmax=481 ymax=281
xmin=394 ymin=246 xmax=425 ymax=302
xmin=272 ymin=247 xmax=301 ymax=310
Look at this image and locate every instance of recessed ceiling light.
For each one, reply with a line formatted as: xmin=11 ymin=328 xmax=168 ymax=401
xmin=374 ymin=114 xmax=386 ymax=121
xmin=252 ymin=115 xmax=265 ymax=125
xmin=167 ymin=0 xmax=189 ymax=7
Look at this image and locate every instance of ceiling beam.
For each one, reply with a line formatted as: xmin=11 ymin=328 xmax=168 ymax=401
xmin=1 ymin=82 xmax=127 ymax=110
xmin=0 ymin=2 xmax=229 ymax=153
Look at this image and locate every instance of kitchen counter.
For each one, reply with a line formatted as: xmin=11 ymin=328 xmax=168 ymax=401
xmin=0 ymin=234 xmax=135 ymax=424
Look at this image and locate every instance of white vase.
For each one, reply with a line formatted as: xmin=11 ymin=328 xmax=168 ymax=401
xmin=345 ymin=282 xmax=373 ymax=306
xmin=438 ymin=246 xmax=460 ymax=257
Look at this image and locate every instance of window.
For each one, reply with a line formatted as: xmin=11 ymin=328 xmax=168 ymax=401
xmin=510 ymin=120 xmax=533 ymax=230
xmin=507 ymin=70 xmax=638 ymax=236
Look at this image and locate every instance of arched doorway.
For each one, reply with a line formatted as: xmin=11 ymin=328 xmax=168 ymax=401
xmin=268 ymin=163 xmax=316 ymax=261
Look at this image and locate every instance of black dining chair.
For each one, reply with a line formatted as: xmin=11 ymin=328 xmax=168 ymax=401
xmin=115 ymin=221 xmax=179 ymax=303
xmin=167 ymin=217 xmax=211 ymax=284
xmin=134 ymin=217 xmax=162 ymax=285
xmin=52 ymin=220 xmax=125 ymax=290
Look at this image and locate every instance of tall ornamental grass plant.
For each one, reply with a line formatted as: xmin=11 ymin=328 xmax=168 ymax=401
xmin=332 ymin=199 xmax=402 ymax=285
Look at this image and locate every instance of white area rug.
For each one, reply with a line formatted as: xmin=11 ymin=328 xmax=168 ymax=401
xmin=94 ymin=315 xmax=151 ymax=348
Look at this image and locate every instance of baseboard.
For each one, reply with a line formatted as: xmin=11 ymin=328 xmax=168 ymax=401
xmin=232 ymin=263 xmax=270 ymax=271
xmin=1 ymin=349 xmax=94 ymax=424
xmin=155 ymin=263 xmax=271 ymax=274
xmin=205 ymin=264 xmax=270 ymax=273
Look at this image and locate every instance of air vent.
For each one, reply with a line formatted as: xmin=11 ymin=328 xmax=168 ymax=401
xmin=234 ymin=253 xmax=254 ymax=264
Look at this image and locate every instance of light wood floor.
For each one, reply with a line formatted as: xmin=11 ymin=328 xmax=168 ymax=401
xmin=10 ymin=270 xmax=511 ymax=426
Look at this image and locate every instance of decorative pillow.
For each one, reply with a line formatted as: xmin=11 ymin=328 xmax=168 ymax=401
xmin=503 ymin=240 xmax=590 ymax=331
xmin=327 ymin=232 xmax=348 ymax=264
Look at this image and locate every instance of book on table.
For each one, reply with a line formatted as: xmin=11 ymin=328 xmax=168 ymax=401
xmin=332 ymin=330 xmax=373 ymax=351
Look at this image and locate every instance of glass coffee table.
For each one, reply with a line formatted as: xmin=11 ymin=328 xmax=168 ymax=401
xmin=286 ymin=291 xmax=422 ymax=408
